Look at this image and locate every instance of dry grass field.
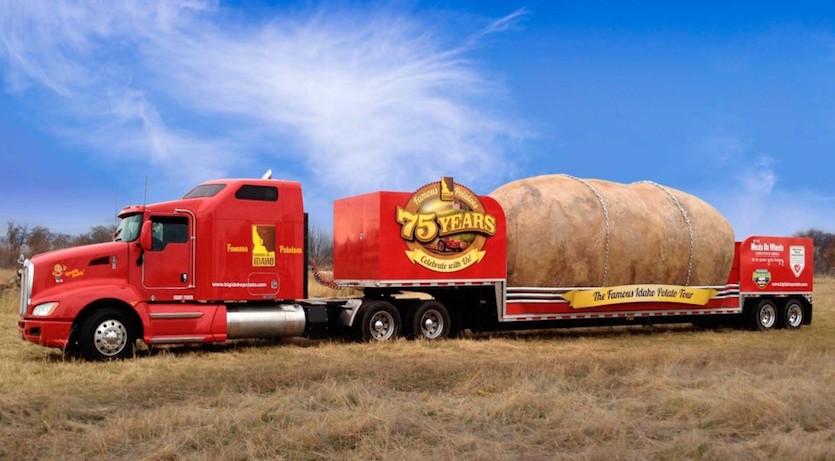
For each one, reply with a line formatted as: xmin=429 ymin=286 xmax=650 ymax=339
xmin=1 ymin=271 xmax=833 ymax=460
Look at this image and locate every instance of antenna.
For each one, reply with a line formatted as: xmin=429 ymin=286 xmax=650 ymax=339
xmin=143 ymin=174 xmax=148 ymax=206
xmin=261 ymin=169 xmax=273 ymax=180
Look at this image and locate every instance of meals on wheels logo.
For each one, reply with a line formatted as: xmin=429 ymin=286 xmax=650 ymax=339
xmin=396 ymin=177 xmax=497 ymax=272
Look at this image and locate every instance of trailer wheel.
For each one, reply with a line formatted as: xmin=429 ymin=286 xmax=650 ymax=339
xmin=779 ymin=299 xmax=804 ymax=330
xmin=360 ymin=301 xmax=401 ymax=341
xmin=751 ymin=299 xmax=777 ymax=331
xmin=412 ymin=301 xmax=451 ymax=340
xmin=79 ymin=308 xmax=137 ymax=360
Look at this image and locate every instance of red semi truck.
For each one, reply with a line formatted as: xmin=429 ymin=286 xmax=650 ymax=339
xmin=17 ymin=176 xmax=814 ymax=360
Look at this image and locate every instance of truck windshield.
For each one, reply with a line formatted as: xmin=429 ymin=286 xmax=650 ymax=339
xmin=114 ymin=214 xmax=142 ymax=242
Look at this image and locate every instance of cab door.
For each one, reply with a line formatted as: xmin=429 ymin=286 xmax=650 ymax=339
xmin=142 ymin=215 xmax=194 ymax=296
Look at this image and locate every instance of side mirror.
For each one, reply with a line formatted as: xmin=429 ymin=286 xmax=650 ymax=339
xmin=140 ymin=220 xmax=153 ymax=250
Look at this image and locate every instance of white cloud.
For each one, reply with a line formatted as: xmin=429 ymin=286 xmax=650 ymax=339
xmin=693 ymin=136 xmax=835 ymax=237
xmin=727 ymin=154 xmax=778 ymax=236
xmin=0 ymin=0 xmax=528 ymax=194
xmin=740 ymin=155 xmax=776 ymax=195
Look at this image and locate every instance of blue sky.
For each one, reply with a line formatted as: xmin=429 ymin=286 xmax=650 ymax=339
xmin=1 ymin=1 xmax=833 ymax=238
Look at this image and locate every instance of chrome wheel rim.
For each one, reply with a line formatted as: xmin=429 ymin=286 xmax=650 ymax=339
xmin=786 ymin=304 xmax=803 ymax=328
xmin=94 ymin=319 xmax=128 ymax=356
xmin=419 ymin=309 xmax=444 ymax=339
xmin=369 ymin=311 xmax=395 ymax=341
xmin=760 ymin=304 xmax=776 ymax=329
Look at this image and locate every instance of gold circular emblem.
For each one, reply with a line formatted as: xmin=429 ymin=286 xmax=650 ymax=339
xmin=396 ymin=178 xmax=496 ymax=272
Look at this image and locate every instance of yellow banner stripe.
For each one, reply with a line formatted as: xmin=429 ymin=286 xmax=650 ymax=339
xmin=405 ymin=248 xmax=485 ymax=273
xmin=562 ymin=285 xmax=718 ymax=309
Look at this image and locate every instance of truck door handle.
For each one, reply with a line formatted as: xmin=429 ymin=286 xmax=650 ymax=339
xmin=181 ymin=273 xmax=188 ymax=283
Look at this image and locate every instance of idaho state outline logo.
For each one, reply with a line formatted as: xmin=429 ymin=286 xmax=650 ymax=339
xmin=396 ymin=177 xmax=497 ymax=273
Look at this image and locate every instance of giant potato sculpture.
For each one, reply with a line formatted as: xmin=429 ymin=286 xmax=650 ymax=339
xmin=490 ymin=175 xmax=735 ymax=288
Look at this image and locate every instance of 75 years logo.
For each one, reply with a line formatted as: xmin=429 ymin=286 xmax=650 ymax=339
xmin=396 ymin=177 xmax=496 ymax=273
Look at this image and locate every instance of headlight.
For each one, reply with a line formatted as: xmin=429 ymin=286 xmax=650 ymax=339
xmin=31 ymin=302 xmax=59 ymax=317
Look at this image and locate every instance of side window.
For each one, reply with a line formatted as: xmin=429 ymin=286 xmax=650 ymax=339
xmin=150 ymin=216 xmax=189 ymax=251
xmin=235 ymin=185 xmax=278 ymax=201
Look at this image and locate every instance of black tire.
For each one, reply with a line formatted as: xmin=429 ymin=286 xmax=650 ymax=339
xmin=438 ymin=240 xmax=446 ymax=252
xmin=62 ymin=340 xmax=80 ymax=358
xmin=359 ymin=301 xmax=401 ymax=341
xmin=411 ymin=301 xmax=451 ymax=340
xmin=750 ymin=299 xmax=778 ymax=331
xmin=779 ymin=299 xmax=804 ymax=330
xmin=79 ymin=308 xmax=137 ymax=360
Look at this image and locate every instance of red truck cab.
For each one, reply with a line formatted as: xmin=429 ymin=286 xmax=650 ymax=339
xmin=18 ymin=178 xmax=309 ymax=359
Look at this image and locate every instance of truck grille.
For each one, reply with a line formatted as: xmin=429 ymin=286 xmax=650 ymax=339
xmin=19 ymin=260 xmax=33 ymax=316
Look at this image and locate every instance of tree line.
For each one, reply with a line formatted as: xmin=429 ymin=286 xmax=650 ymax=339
xmin=0 ymin=221 xmax=117 ymax=268
xmin=795 ymin=229 xmax=835 ymax=275
xmin=0 ymin=220 xmax=335 ymax=269
xmin=1 ymin=220 xmax=832 ymax=274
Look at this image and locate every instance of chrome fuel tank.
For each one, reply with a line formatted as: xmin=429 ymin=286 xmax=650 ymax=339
xmin=226 ymin=304 xmax=306 ymax=339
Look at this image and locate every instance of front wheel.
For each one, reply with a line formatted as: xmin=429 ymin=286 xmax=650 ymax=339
xmin=750 ymin=299 xmax=777 ymax=331
xmin=411 ymin=301 xmax=451 ymax=340
xmin=359 ymin=301 xmax=401 ymax=341
xmin=79 ymin=308 xmax=137 ymax=360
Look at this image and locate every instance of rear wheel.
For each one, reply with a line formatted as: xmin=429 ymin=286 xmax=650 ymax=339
xmin=79 ymin=308 xmax=137 ymax=360
xmin=751 ymin=299 xmax=777 ymax=331
xmin=779 ymin=299 xmax=804 ymax=329
xmin=411 ymin=301 xmax=451 ymax=340
xmin=359 ymin=301 xmax=401 ymax=341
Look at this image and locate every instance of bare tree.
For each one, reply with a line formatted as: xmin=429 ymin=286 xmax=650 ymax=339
xmin=26 ymin=226 xmax=53 ymax=256
xmin=6 ymin=221 xmax=28 ymax=251
xmin=0 ymin=221 xmax=29 ymax=267
xmin=74 ymin=224 xmax=117 ymax=246
xmin=51 ymin=233 xmax=73 ymax=249
xmin=826 ymin=244 xmax=835 ymax=275
xmin=0 ymin=222 xmax=117 ymax=268
xmin=308 ymin=224 xmax=334 ymax=268
xmin=795 ymin=229 xmax=835 ymax=275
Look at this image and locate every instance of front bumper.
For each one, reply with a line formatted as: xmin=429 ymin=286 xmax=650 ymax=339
xmin=18 ymin=318 xmax=72 ymax=349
